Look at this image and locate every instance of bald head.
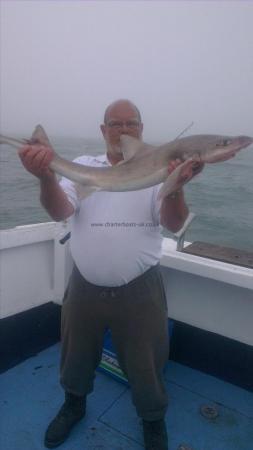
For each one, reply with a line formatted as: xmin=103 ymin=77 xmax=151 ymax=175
xmin=103 ymin=99 xmax=142 ymax=124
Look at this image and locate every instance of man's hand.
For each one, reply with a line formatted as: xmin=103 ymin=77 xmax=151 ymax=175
xmin=168 ymin=158 xmax=204 ymax=179
xmin=18 ymin=144 xmax=55 ymax=180
xmin=191 ymin=160 xmax=205 ymax=177
xmin=18 ymin=143 xmax=74 ymax=221
xmin=167 ymin=158 xmax=183 ymax=175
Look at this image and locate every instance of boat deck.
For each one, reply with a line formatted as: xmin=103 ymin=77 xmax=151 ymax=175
xmin=1 ymin=344 xmax=252 ymax=450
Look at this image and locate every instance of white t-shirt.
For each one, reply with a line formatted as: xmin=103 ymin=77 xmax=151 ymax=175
xmin=60 ymin=153 xmax=163 ymax=286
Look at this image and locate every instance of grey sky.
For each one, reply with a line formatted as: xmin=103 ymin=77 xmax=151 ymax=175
xmin=1 ymin=0 xmax=253 ymax=141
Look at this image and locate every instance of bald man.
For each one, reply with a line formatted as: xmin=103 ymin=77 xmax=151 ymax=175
xmin=19 ymin=100 xmax=199 ymax=450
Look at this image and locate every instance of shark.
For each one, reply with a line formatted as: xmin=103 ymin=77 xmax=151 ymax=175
xmin=0 ymin=125 xmax=252 ymax=200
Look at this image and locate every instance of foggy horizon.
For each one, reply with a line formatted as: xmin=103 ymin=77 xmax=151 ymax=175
xmin=1 ymin=1 xmax=253 ymax=142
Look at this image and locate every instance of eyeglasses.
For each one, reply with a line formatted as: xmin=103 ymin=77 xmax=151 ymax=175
xmin=106 ymin=120 xmax=141 ymax=130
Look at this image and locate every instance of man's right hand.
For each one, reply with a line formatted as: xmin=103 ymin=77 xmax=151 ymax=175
xmin=18 ymin=144 xmax=74 ymax=221
xmin=18 ymin=144 xmax=55 ymax=180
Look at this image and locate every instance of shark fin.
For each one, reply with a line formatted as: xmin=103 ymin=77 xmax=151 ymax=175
xmin=157 ymin=159 xmax=194 ymax=200
xmin=120 ymin=135 xmax=155 ymax=161
xmin=75 ymin=183 xmax=100 ymax=200
xmin=30 ymin=124 xmax=52 ymax=146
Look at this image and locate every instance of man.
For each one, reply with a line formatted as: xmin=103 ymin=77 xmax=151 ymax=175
xmin=19 ymin=99 xmax=202 ymax=450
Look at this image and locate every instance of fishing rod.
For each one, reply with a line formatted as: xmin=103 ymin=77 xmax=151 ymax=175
xmin=174 ymin=121 xmax=194 ymax=140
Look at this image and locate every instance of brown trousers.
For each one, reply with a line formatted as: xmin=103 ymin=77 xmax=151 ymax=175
xmin=60 ymin=264 xmax=169 ymax=421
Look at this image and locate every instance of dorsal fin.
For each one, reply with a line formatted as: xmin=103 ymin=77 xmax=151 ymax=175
xmin=120 ymin=135 xmax=155 ymax=161
xmin=30 ymin=124 xmax=52 ymax=146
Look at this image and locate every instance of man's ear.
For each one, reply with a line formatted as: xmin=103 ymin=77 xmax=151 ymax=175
xmin=100 ymin=124 xmax=106 ymax=138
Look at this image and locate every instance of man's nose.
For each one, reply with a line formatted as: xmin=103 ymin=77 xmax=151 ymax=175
xmin=121 ymin=123 xmax=129 ymax=132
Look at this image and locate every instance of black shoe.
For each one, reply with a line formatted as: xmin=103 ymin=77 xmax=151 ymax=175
xmin=44 ymin=392 xmax=86 ymax=448
xmin=142 ymin=419 xmax=168 ymax=450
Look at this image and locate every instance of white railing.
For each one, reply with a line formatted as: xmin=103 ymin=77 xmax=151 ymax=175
xmin=0 ymin=222 xmax=252 ymax=345
xmin=0 ymin=222 xmax=72 ymax=317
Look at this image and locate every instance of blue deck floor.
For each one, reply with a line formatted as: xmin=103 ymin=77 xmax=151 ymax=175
xmin=1 ymin=344 xmax=253 ymax=450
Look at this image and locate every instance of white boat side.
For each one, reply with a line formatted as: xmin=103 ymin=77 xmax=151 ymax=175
xmin=0 ymin=221 xmax=252 ymax=346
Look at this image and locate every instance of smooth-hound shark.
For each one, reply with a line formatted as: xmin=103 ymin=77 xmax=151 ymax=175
xmin=0 ymin=125 xmax=252 ymax=200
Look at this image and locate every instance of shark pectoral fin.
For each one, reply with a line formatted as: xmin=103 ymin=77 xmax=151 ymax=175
xmin=120 ymin=135 xmax=156 ymax=161
xmin=157 ymin=159 xmax=194 ymax=201
xmin=74 ymin=183 xmax=100 ymax=199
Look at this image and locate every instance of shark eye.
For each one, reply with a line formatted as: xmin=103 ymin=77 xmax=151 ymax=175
xmin=216 ymin=139 xmax=231 ymax=147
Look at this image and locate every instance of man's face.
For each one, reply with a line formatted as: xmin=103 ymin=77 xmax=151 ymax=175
xmin=100 ymin=103 xmax=143 ymax=151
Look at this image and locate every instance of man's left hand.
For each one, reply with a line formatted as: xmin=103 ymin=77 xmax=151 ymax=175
xmin=167 ymin=159 xmax=183 ymax=175
xmin=191 ymin=161 xmax=205 ymax=177
xmin=168 ymin=158 xmax=204 ymax=178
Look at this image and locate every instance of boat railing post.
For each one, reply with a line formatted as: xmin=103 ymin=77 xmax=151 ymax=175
xmin=174 ymin=212 xmax=196 ymax=251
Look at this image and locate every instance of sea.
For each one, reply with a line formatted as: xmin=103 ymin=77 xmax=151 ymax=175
xmin=0 ymin=136 xmax=253 ymax=252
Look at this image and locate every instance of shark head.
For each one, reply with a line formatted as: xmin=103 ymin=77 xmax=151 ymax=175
xmin=200 ymin=135 xmax=253 ymax=163
xmin=171 ymin=134 xmax=253 ymax=164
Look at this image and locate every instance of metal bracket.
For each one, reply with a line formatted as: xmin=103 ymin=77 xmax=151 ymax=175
xmin=59 ymin=231 xmax=71 ymax=245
